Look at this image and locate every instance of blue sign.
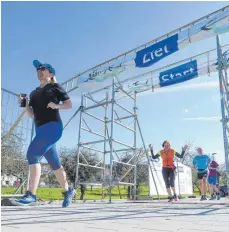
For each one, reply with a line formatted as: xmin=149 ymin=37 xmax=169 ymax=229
xmin=135 ymin=34 xmax=179 ymax=68
xmin=159 ymin=60 xmax=198 ymax=87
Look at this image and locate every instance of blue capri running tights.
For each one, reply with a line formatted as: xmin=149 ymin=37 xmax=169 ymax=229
xmin=26 ymin=122 xmax=63 ymax=170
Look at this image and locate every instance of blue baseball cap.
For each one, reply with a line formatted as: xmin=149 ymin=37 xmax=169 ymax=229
xmin=33 ymin=60 xmax=55 ymax=75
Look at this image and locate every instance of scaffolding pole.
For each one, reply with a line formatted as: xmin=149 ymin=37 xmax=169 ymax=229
xmin=216 ymin=35 xmax=229 ymax=191
xmin=75 ymin=96 xmax=84 ymax=191
xmin=136 ymin=117 xmax=160 ymax=199
xmin=133 ymin=92 xmax=137 ymax=200
xmin=102 ymin=93 xmax=109 ymax=200
xmin=109 ymin=78 xmax=115 ymax=203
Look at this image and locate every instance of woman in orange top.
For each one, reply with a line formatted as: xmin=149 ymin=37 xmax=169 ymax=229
xmin=149 ymin=141 xmax=188 ymax=202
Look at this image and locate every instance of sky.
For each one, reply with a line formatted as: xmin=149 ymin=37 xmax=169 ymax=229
xmin=1 ymin=1 xmax=229 ymax=165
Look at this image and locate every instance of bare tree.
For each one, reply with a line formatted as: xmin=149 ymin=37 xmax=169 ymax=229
xmin=219 ymin=164 xmax=228 ymax=186
xmin=112 ymin=148 xmax=149 ymax=198
xmin=59 ymin=147 xmax=101 ymax=184
xmin=1 ymin=119 xmax=28 ymax=178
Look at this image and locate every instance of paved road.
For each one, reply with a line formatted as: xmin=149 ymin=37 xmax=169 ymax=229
xmin=1 ymin=199 xmax=229 ymax=232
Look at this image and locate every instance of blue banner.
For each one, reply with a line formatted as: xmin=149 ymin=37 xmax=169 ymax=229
xmin=159 ymin=60 xmax=198 ymax=87
xmin=135 ymin=34 xmax=179 ymax=68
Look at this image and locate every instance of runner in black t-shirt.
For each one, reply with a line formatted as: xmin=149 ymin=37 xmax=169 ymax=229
xmin=15 ymin=60 xmax=75 ymax=207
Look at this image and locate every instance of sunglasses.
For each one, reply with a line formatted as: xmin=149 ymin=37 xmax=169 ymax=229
xmin=37 ymin=67 xmax=47 ymax=71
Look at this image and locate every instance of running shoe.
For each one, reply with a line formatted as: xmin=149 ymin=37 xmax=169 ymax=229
xmin=12 ymin=191 xmax=36 ymax=206
xmin=209 ymin=196 xmax=216 ymax=200
xmin=62 ymin=187 xmax=76 ymax=208
xmin=168 ymin=197 xmax=173 ymax=202
xmin=200 ymin=195 xmax=205 ymax=201
xmin=174 ymin=194 xmax=178 ymax=201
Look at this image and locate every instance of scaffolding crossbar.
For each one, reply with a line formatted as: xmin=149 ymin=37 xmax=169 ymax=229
xmin=79 ymin=163 xmax=104 ymax=170
xmin=80 ymin=145 xmax=104 ymax=154
xmin=81 ymin=127 xmax=106 ymax=138
xmin=80 ymin=139 xmax=109 ymax=146
xmin=113 ymin=139 xmax=135 ymax=149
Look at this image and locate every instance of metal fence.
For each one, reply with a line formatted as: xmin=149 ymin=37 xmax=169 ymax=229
xmin=1 ymin=88 xmax=32 ymax=196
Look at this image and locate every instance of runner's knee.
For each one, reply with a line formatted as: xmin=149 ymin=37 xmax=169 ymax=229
xmin=165 ymin=180 xmax=171 ymax=188
xmin=26 ymin=152 xmax=40 ymax=165
xmin=170 ymin=179 xmax=175 ymax=188
xmin=26 ymin=145 xmax=40 ymax=165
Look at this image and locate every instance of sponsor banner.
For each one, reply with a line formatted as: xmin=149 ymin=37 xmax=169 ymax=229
xmin=78 ymin=54 xmax=135 ymax=84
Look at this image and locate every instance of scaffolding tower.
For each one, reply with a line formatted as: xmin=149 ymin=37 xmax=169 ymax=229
xmin=74 ymin=77 xmax=159 ymax=202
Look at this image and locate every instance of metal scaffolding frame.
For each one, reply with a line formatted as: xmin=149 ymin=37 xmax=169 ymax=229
xmin=216 ymin=35 xmax=229 ymax=190
xmin=74 ymin=76 xmax=159 ymax=202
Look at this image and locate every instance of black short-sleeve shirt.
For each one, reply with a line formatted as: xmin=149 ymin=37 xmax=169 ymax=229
xmin=29 ymin=83 xmax=70 ymax=128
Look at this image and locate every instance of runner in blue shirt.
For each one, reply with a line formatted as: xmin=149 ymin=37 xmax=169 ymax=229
xmin=192 ymin=147 xmax=211 ymax=201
